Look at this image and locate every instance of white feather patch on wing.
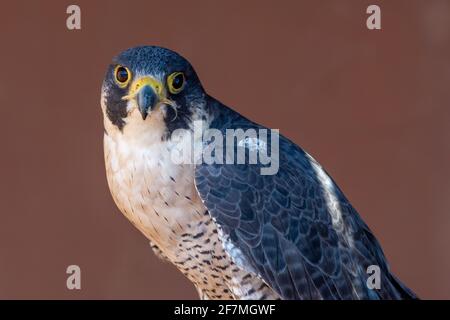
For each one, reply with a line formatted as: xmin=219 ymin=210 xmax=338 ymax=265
xmin=306 ymin=153 xmax=344 ymax=232
xmin=237 ymin=137 xmax=267 ymax=152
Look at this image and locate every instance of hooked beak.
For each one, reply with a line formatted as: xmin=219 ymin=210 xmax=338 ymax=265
xmin=136 ymin=85 xmax=157 ymax=120
xmin=122 ymin=76 xmax=165 ymax=120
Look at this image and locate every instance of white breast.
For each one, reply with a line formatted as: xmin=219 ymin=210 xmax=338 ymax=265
xmin=103 ymin=127 xmax=208 ymax=260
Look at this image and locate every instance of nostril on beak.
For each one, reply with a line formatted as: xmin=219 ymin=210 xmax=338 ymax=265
xmin=137 ymin=85 xmax=157 ymax=120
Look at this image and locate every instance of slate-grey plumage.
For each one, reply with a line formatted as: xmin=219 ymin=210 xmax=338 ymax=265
xmin=101 ymin=46 xmax=416 ymax=300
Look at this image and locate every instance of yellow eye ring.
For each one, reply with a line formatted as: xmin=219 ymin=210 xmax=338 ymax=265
xmin=114 ymin=65 xmax=131 ymax=88
xmin=167 ymin=72 xmax=185 ymax=94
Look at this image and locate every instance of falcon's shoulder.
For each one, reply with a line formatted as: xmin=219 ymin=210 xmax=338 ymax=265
xmin=194 ymin=102 xmax=415 ymax=299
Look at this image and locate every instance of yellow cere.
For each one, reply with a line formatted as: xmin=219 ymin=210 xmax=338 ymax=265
xmin=121 ymin=76 xmax=165 ymax=101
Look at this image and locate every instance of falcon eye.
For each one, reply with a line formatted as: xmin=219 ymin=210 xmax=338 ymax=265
xmin=167 ymin=72 xmax=185 ymax=94
xmin=114 ymin=65 xmax=131 ymax=87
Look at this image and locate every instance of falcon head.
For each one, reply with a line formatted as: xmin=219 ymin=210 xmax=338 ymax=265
xmin=101 ymin=46 xmax=205 ymax=138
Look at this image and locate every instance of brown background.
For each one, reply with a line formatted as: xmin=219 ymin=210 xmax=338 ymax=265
xmin=0 ymin=0 xmax=448 ymax=299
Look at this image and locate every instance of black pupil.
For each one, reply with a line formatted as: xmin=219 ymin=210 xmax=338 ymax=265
xmin=116 ymin=67 xmax=128 ymax=83
xmin=172 ymin=74 xmax=184 ymax=90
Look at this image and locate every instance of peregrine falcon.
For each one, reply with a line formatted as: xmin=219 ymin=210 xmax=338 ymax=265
xmin=100 ymin=46 xmax=416 ymax=300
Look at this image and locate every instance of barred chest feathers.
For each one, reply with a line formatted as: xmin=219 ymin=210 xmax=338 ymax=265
xmin=103 ymin=111 xmax=278 ymax=300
